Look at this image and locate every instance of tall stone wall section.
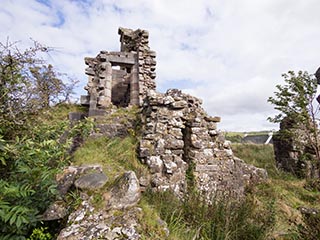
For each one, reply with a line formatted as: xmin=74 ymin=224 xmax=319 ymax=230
xmin=119 ymin=27 xmax=157 ymax=105
xmin=139 ymin=89 xmax=267 ymax=199
xmin=273 ymin=117 xmax=320 ymax=178
xmin=81 ymin=28 xmax=156 ymax=115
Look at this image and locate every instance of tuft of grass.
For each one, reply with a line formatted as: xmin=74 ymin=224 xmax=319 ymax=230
xmin=137 ymin=198 xmax=171 ymax=239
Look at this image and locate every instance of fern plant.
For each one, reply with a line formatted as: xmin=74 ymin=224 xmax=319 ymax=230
xmin=0 ymin=112 xmax=94 ymax=239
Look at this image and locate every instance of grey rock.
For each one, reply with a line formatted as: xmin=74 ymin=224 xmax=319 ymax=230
xmin=42 ymin=201 xmax=68 ymax=221
xmin=146 ymin=156 xmax=163 ymax=173
xmin=75 ymin=172 xmax=108 ymax=190
xmin=107 ymin=171 xmax=141 ymax=210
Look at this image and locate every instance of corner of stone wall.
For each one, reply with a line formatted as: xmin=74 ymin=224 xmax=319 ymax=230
xmin=138 ymin=89 xmax=268 ymax=200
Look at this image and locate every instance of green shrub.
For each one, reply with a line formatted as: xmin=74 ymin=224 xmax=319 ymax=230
xmin=0 ymin=107 xmax=94 ymax=239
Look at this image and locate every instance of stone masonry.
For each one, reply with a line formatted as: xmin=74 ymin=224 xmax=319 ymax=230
xmin=81 ymin=27 xmax=156 ymax=116
xmin=81 ymin=27 xmax=267 ymax=200
xmin=139 ymin=89 xmax=267 ymax=199
xmin=273 ymin=117 xmax=320 ymax=178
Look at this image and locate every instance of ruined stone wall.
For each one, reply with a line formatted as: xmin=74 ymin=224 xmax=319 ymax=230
xmin=119 ymin=27 xmax=157 ymax=105
xmin=139 ymin=89 xmax=267 ymax=199
xmin=80 ymin=27 xmax=267 ymax=200
xmin=81 ymin=28 xmax=156 ymax=114
xmin=273 ymin=117 xmax=320 ymax=178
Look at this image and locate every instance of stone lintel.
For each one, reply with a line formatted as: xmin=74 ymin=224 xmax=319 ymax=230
xmin=99 ymin=52 xmax=136 ymax=65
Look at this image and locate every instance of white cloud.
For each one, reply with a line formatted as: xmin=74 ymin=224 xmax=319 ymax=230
xmin=1 ymin=0 xmax=320 ymax=131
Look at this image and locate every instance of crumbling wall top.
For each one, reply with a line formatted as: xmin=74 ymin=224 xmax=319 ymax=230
xmin=81 ymin=27 xmax=156 ymax=113
xmin=118 ymin=27 xmax=149 ymax=52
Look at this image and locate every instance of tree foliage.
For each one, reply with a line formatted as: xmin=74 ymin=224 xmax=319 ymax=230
xmin=268 ymin=71 xmax=318 ymax=124
xmin=0 ymin=39 xmax=89 ymax=239
xmin=268 ymin=70 xmax=320 ymax=163
xmin=0 ymin=39 xmax=76 ymax=139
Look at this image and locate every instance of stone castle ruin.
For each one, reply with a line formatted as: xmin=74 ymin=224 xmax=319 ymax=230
xmin=80 ymin=27 xmax=267 ymax=199
xmin=81 ymin=27 xmax=156 ymax=115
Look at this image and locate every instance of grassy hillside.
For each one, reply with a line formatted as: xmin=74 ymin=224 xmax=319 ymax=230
xmin=67 ymin=107 xmax=320 ymax=239
xmin=18 ymin=105 xmax=319 ymax=239
xmin=232 ymin=144 xmax=320 ymax=239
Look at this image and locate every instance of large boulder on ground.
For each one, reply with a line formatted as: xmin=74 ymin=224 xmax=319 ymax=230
xmin=75 ymin=172 xmax=108 ymax=190
xmin=105 ymin=171 xmax=141 ymax=210
xmin=57 ymin=171 xmax=143 ymax=240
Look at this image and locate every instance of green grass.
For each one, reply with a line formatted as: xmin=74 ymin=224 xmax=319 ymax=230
xmin=232 ymin=143 xmax=281 ymax=178
xmin=232 ymin=143 xmax=320 ymax=239
xmin=143 ymin=189 xmax=274 ymax=240
xmin=72 ymin=136 xmax=148 ymax=181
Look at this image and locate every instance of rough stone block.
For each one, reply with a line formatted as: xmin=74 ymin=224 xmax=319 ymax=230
xmin=165 ymin=138 xmax=184 ymax=150
xmin=75 ymin=172 xmax=108 ymax=190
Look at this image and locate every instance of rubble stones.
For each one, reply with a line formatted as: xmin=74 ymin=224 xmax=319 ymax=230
xmin=56 ymin=165 xmax=104 ymax=197
xmin=42 ymin=201 xmax=68 ymax=221
xmin=57 ymin=199 xmax=142 ymax=240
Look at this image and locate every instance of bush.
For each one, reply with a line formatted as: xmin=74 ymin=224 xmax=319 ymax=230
xmin=0 ymin=107 xmax=94 ymax=239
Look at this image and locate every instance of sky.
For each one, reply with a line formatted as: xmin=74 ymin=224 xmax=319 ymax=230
xmin=1 ymin=0 xmax=320 ymax=131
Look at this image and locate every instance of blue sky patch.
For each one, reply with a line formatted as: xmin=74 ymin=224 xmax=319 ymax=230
xmin=53 ymin=10 xmax=65 ymax=27
xmin=36 ymin=0 xmax=51 ymax=8
xmin=112 ymin=4 xmax=125 ymax=14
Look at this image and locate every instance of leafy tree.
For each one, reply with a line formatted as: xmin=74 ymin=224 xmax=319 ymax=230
xmin=0 ymin=110 xmax=95 ymax=239
xmin=30 ymin=64 xmax=69 ymax=108
xmin=0 ymin=120 xmax=70 ymax=239
xmin=268 ymin=70 xmax=320 ymax=163
xmin=0 ymin=39 xmax=76 ymax=139
xmin=0 ymin=39 xmax=86 ymax=239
